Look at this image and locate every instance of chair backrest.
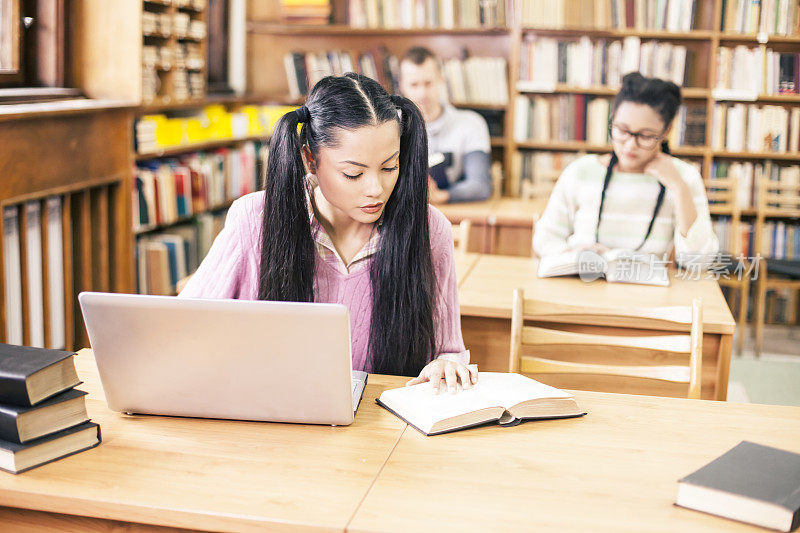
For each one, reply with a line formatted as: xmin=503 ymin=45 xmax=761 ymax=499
xmin=451 ymin=219 xmax=472 ymax=255
xmin=490 ymin=161 xmax=504 ymax=200
xmin=704 ymin=176 xmax=741 ymax=255
xmin=520 ymin=170 xmax=560 ymax=201
xmin=509 ymin=289 xmax=704 ymax=399
xmin=757 ymin=175 xmax=800 ymax=218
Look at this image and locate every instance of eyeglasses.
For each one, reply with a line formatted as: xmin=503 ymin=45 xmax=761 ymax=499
xmin=608 ymin=123 xmax=665 ymax=150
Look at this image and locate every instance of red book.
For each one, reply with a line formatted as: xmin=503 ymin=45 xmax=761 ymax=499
xmin=574 ymin=94 xmax=586 ymax=142
xmin=625 ymin=0 xmax=634 ymax=28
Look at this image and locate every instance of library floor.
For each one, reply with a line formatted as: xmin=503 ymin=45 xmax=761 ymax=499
xmin=727 ymin=325 xmax=800 ymax=407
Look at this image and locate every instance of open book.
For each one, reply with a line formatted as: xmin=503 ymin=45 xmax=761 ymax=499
xmin=537 ymin=249 xmax=670 ymax=286
xmin=377 ymin=372 xmax=585 ymax=436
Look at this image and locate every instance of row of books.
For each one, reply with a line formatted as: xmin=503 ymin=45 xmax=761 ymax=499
xmin=712 ymin=218 xmax=800 ymax=260
xmin=762 ymin=220 xmax=800 ymax=259
xmin=136 ymin=213 xmax=226 ymax=295
xmin=519 ymin=36 xmax=694 ymax=91
xmin=2 ymin=199 xmax=66 ymax=350
xmin=515 ymin=151 xmax=580 ymax=197
xmin=443 ymin=56 xmax=508 ymax=105
xmin=712 ymin=217 xmax=754 ymax=256
xmin=142 ymin=11 xmax=206 ymax=39
xmin=513 ymin=94 xmax=611 ymax=145
xmin=720 ymin=0 xmax=800 ymax=36
xmin=134 ymin=141 xmax=265 ymax=232
xmin=514 ymin=95 xmax=706 ymax=148
xmin=521 ymin=0 xmax=697 ymax=31
xmin=0 ymin=345 xmax=100 ymax=474
xmin=711 ymin=161 xmax=800 ymax=209
xmin=711 ymin=161 xmax=758 ymax=209
xmin=279 ymin=0 xmax=332 ymax=24
xmin=345 ymin=0 xmax=507 ymax=29
xmin=135 ymin=104 xmax=291 ymax=153
xmin=173 ymin=68 xmax=205 ymax=101
xmin=284 ymin=49 xmax=399 ymax=98
xmin=715 ymin=46 xmax=799 ymax=96
xmin=762 ymin=288 xmax=799 ymax=325
xmin=711 ymin=103 xmax=800 ymax=153
xmin=284 ymin=47 xmax=506 ymax=107
xmin=142 ymin=42 xmax=205 ymax=71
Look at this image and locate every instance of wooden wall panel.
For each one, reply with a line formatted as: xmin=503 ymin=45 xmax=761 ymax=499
xmin=0 ymin=110 xmax=131 ymax=202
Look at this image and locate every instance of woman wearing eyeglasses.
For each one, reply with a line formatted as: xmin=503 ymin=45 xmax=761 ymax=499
xmin=532 ymin=72 xmax=718 ymax=267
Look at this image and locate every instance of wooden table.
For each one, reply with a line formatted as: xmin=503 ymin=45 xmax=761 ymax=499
xmin=0 ymin=349 xmax=406 ymax=532
xmin=458 ymin=255 xmax=737 ymax=400
xmin=3 ymin=356 xmax=798 ymax=532
xmin=350 ymin=387 xmax=800 ymax=533
xmin=438 ymin=198 xmax=547 ymax=256
xmin=454 ymin=252 xmax=481 ymax=287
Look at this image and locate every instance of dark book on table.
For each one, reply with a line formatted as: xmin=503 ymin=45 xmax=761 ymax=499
xmin=429 ymin=152 xmax=451 ymax=190
xmin=0 ymin=344 xmax=80 ymax=407
xmin=0 ymin=389 xmax=89 ymax=444
xmin=676 ymin=441 xmax=800 ymax=532
xmin=0 ymin=421 xmax=100 ymax=474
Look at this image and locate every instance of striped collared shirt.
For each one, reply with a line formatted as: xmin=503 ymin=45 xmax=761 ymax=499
xmin=306 ymin=177 xmax=382 ymax=275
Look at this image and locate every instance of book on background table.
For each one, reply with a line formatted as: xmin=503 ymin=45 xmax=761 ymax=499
xmin=0 ymin=389 xmax=89 ymax=444
xmin=377 ymin=372 xmax=585 ymax=436
xmin=0 ymin=421 xmax=100 ymax=474
xmin=0 ymin=344 xmax=80 ymax=407
xmin=429 ymin=151 xmax=451 ymax=191
xmin=537 ymin=249 xmax=670 ymax=286
xmin=676 ymin=441 xmax=800 ymax=532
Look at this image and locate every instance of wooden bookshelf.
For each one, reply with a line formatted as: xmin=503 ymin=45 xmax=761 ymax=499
xmin=518 ymin=28 xmax=716 ymax=40
xmin=134 ymin=201 xmax=234 ymax=236
xmin=135 ymin=135 xmax=269 ymax=160
xmin=247 ymin=23 xmax=511 ymax=36
xmin=714 ymin=151 xmax=800 ymax=161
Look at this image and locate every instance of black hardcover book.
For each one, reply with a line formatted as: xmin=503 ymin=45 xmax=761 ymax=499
xmin=0 ymin=421 xmax=101 ymax=474
xmin=677 ymin=441 xmax=800 ymax=532
xmin=292 ymin=52 xmax=309 ymax=96
xmin=0 ymin=344 xmax=80 ymax=407
xmin=0 ymin=389 xmax=89 ymax=444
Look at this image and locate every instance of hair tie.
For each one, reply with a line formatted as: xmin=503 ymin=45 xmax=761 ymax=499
xmin=390 ymin=95 xmax=403 ymax=120
xmin=294 ymin=105 xmax=310 ymax=123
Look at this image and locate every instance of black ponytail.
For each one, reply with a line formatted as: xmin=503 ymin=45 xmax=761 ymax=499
xmin=258 ymin=106 xmax=315 ymax=302
xmin=257 ymin=74 xmax=437 ymax=376
xmin=369 ymin=93 xmax=436 ymax=375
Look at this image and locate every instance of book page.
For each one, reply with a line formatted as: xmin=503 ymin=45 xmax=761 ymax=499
xmin=604 ymin=250 xmax=670 ymax=286
xmin=379 ymin=381 xmax=502 ymax=433
xmin=537 ymin=250 xmax=582 ymax=277
xmin=475 ymin=373 xmax=573 ymax=410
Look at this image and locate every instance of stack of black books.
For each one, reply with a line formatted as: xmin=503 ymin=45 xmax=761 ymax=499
xmin=0 ymin=344 xmax=101 ymax=474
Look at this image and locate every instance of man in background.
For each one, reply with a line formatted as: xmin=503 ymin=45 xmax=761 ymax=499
xmin=399 ymin=47 xmax=492 ymax=204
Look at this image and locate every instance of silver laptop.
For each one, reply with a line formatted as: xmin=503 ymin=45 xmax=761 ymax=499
xmin=78 ymin=292 xmax=367 ymax=426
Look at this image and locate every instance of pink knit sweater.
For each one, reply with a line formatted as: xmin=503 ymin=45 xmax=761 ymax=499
xmin=178 ymin=191 xmax=468 ymax=372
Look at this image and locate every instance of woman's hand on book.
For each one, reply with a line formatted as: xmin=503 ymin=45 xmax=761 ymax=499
xmin=406 ymin=360 xmax=478 ymax=394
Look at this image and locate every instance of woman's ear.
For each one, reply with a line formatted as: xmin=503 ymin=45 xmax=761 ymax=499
xmin=301 ymin=144 xmax=317 ymax=174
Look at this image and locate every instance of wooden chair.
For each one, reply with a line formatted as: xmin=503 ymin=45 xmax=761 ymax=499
xmin=704 ymin=176 xmax=749 ymax=355
xmin=451 ymin=219 xmax=472 ymax=255
xmin=490 ymin=161 xmax=504 ymax=200
xmin=520 ymin=169 xmax=560 ymax=201
xmin=753 ymin=177 xmax=800 ymax=357
xmin=509 ymin=289 xmax=704 ymax=399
